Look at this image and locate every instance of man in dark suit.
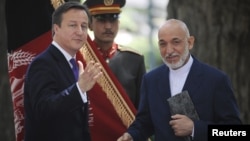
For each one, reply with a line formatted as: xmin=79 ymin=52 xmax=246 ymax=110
xmin=23 ymin=2 xmax=102 ymax=141
xmin=83 ymin=0 xmax=146 ymax=109
xmin=117 ymin=19 xmax=242 ymax=141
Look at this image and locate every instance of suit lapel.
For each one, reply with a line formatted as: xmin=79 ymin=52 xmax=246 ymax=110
xmin=48 ymin=45 xmax=75 ymax=83
xmin=183 ymin=57 xmax=203 ymax=98
xmin=157 ymin=65 xmax=172 ymax=103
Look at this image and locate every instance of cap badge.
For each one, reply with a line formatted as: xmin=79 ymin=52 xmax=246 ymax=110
xmin=104 ymin=0 xmax=114 ymax=6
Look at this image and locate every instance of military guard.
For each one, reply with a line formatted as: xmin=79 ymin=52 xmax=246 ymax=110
xmin=84 ymin=0 xmax=146 ymax=109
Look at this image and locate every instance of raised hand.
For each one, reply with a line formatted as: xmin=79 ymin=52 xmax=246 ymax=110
xmin=77 ymin=60 xmax=103 ymax=92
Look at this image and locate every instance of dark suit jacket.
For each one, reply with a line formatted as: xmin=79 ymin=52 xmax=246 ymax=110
xmin=127 ymin=56 xmax=242 ymax=141
xmin=24 ymin=45 xmax=91 ymax=141
xmin=108 ymin=45 xmax=146 ymax=108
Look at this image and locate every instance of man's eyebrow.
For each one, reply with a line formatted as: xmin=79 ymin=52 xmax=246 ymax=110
xmin=172 ymin=37 xmax=181 ymax=40
xmin=158 ymin=39 xmax=166 ymax=42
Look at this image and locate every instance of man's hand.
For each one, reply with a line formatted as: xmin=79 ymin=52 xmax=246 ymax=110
xmin=169 ymin=114 xmax=194 ymax=137
xmin=77 ymin=60 xmax=102 ymax=92
xmin=117 ymin=132 xmax=133 ymax=141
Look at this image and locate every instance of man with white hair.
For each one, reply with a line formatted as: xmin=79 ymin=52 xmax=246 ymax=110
xmin=117 ymin=19 xmax=242 ymax=141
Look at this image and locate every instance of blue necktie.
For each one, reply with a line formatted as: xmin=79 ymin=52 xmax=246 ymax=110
xmin=70 ymin=58 xmax=78 ymax=81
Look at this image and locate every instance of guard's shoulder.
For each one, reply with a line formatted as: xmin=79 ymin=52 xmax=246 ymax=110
xmin=117 ymin=45 xmax=142 ymax=56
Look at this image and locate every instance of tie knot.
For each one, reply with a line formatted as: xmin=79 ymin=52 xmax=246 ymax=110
xmin=70 ymin=58 xmax=78 ymax=81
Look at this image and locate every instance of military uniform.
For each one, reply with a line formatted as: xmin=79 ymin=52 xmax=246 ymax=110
xmin=84 ymin=0 xmax=146 ymax=108
xmin=95 ymin=42 xmax=146 ymax=108
xmin=109 ymin=45 xmax=146 ymax=108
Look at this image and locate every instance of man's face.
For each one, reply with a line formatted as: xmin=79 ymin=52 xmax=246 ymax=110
xmin=53 ymin=9 xmax=89 ymax=56
xmin=158 ymin=23 xmax=194 ymax=69
xmin=90 ymin=14 xmax=119 ymax=44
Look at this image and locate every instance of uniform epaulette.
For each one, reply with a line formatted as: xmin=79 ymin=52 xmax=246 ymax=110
xmin=117 ymin=45 xmax=143 ymax=56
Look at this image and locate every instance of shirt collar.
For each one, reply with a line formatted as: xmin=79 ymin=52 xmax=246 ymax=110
xmin=52 ymin=41 xmax=75 ymax=62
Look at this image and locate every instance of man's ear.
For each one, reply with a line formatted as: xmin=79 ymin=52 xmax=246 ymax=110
xmin=188 ymin=36 xmax=195 ymax=50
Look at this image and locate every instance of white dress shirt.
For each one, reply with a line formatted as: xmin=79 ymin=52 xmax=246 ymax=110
xmin=169 ymin=55 xmax=193 ymax=96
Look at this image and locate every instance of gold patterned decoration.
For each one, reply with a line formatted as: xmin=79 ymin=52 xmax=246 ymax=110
xmin=80 ymin=43 xmax=135 ymax=128
xmin=51 ymin=0 xmax=65 ymax=9
xmin=104 ymin=0 xmax=114 ymax=6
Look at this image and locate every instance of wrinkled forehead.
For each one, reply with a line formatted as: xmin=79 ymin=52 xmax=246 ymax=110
xmin=159 ymin=23 xmax=187 ymax=38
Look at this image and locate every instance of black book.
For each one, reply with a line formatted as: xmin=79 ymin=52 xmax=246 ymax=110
xmin=167 ymin=90 xmax=199 ymax=141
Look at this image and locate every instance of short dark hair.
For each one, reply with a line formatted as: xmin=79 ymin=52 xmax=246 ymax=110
xmin=51 ymin=1 xmax=90 ymax=34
